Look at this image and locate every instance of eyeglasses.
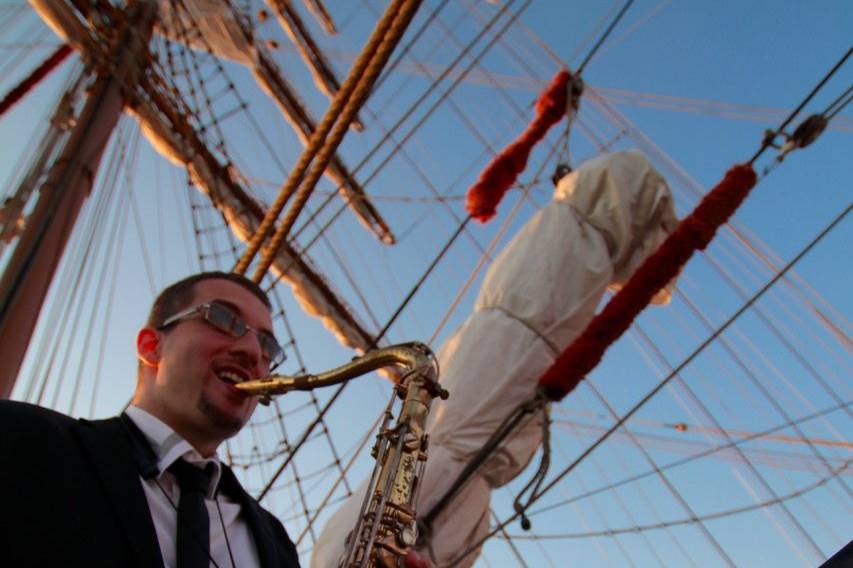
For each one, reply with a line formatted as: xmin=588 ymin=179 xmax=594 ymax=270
xmin=159 ymin=302 xmax=285 ymax=370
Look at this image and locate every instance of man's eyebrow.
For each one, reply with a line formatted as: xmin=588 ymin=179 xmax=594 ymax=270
xmin=211 ymin=299 xmax=275 ymax=335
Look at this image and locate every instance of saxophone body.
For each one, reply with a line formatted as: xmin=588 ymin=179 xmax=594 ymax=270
xmin=236 ymin=342 xmax=445 ymax=567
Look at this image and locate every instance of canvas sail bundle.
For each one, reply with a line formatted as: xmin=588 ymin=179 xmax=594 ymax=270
xmin=311 ymin=150 xmax=679 ymax=567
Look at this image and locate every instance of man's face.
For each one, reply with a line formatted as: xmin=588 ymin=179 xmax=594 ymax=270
xmin=145 ymin=278 xmax=271 ymax=447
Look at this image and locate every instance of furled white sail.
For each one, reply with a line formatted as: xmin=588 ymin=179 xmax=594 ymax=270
xmin=311 ymin=150 xmax=679 ymax=567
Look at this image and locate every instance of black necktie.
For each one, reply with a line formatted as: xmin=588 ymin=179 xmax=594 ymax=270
xmin=169 ymin=459 xmax=212 ymax=568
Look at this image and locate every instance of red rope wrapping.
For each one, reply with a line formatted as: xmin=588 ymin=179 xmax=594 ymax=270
xmin=465 ymin=70 xmax=571 ymax=222
xmin=0 ymin=44 xmax=72 ymax=118
xmin=539 ymin=163 xmax=758 ymax=400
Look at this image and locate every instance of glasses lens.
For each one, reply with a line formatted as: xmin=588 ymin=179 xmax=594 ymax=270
xmin=206 ymin=303 xmax=245 ymax=337
xmin=259 ymin=333 xmax=284 ymax=368
xmin=207 ymin=303 xmax=284 ymax=369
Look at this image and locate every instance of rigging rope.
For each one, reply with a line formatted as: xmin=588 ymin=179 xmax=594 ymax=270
xmin=0 ymin=43 xmax=71 ymax=117
xmin=287 ymin=0 xmax=531 ymax=248
xmin=233 ymin=0 xmax=415 ymax=276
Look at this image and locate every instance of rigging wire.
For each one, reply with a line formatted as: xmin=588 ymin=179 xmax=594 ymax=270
xmin=69 ymin=121 xmax=142 ymax=416
xmin=534 ymin=400 xmax=851 ymax=517
xmin=37 ymin=117 xmax=130 ymax=410
xmin=749 ymin=46 xmax=852 ymax=165
xmin=824 ymin=83 xmax=853 ymax=120
xmin=628 ymin=324 xmax=830 ymax=557
xmin=575 ymin=0 xmax=635 ymax=75
xmin=580 ymin=378 xmax=736 ymax=564
xmin=554 ymin=421 xmax=674 ymax=567
xmin=503 ymin=459 xmax=851 ymax=541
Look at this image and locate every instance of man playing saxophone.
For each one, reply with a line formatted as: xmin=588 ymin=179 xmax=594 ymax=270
xmin=1 ymin=271 xmax=300 ymax=567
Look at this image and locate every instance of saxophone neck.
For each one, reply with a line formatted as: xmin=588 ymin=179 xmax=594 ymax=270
xmin=234 ymin=342 xmax=445 ymax=402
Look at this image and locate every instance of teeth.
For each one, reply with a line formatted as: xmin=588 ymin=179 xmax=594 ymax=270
xmin=218 ymin=371 xmax=244 ymax=384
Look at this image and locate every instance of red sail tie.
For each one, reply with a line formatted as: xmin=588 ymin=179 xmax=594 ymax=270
xmin=465 ymin=70 xmax=571 ymax=222
xmin=539 ymin=163 xmax=758 ymax=400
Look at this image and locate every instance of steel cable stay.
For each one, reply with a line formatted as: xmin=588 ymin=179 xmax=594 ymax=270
xmin=535 ymin=399 xmax=851 ymax=517
xmin=749 ymin=46 xmax=852 ymax=166
xmin=499 ymin=459 xmax=851 ymax=542
xmin=29 ymin=116 xmax=132 ymax=409
xmin=575 ymin=0 xmax=635 ymax=75
xmin=548 ymin=421 xmax=686 ymax=567
xmin=0 ymin=17 xmax=50 ymax=80
xmin=670 ymin=270 xmax=851 ymax=449
xmin=4 ymin=61 xmax=88 ymax=400
xmin=626 ymin=320 xmax=840 ymax=556
xmin=69 ymin=121 xmax=143 ymax=416
xmin=552 ymin=418 xmax=852 ymax=473
xmin=86 ymin=200 xmax=128 ymax=417
xmin=638 ymin=286 xmax=852 ymax=507
xmin=462 ymin=0 xmax=553 ymax=81
xmin=640 ymin=304 xmax=850 ymax=464
xmin=445 ymin=203 xmax=852 ymax=566
xmin=552 ymin=416 xmax=674 ymax=566
xmin=701 ymin=234 xmax=851 ymax=398
xmin=573 ymin=376 xmax=734 ymax=564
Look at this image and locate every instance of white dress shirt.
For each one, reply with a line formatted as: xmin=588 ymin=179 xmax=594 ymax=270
xmin=125 ymin=406 xmax=261 ymax=568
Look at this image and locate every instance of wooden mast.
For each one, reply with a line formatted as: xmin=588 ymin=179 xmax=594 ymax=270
xmin=0 ymin=0 xmax=156 ymax=398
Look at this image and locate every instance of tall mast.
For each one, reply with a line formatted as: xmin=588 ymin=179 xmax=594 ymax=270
xmin=0 ymin=0 xmax=157 ymax=398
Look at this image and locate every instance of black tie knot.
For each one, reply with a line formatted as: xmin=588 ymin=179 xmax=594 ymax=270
xmin=169 ymin=459 xmax=212 ymax=495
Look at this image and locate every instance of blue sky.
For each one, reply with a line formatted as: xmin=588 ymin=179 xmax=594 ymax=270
xmin=0 ymin=1 xmax=850 ymax=566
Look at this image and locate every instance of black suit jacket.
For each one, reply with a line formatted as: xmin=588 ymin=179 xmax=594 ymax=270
xmin=0 ymin=400 xmax=300 ymax=567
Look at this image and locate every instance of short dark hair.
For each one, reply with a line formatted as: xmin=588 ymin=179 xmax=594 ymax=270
xmin=145 ymin=272 xmax=271 ymax=328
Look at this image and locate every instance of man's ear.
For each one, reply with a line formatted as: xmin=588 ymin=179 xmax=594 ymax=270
xmin=137 ymin=328 xmax=161 ymax=368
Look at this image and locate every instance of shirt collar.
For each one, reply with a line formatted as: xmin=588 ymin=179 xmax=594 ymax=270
xmin=125 ymin=406 xmax=223 ymax=497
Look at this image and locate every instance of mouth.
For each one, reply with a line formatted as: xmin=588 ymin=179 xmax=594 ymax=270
xmin=215 ymin=366 xmax=251 ymax=386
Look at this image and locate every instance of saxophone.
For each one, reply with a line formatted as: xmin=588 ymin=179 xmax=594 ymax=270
xmin=236 ymin=342 xmax=445 ymax=567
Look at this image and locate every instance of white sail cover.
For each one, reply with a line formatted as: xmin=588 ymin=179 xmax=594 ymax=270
xmin=311 ymin=150 xmax=678 ymax=567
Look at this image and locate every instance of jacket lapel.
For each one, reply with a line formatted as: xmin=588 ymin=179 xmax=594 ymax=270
xmin=221 ymin=466 xmax=282 ymax=567
xmin=72 ymin=416 xmax=165 ymax=568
